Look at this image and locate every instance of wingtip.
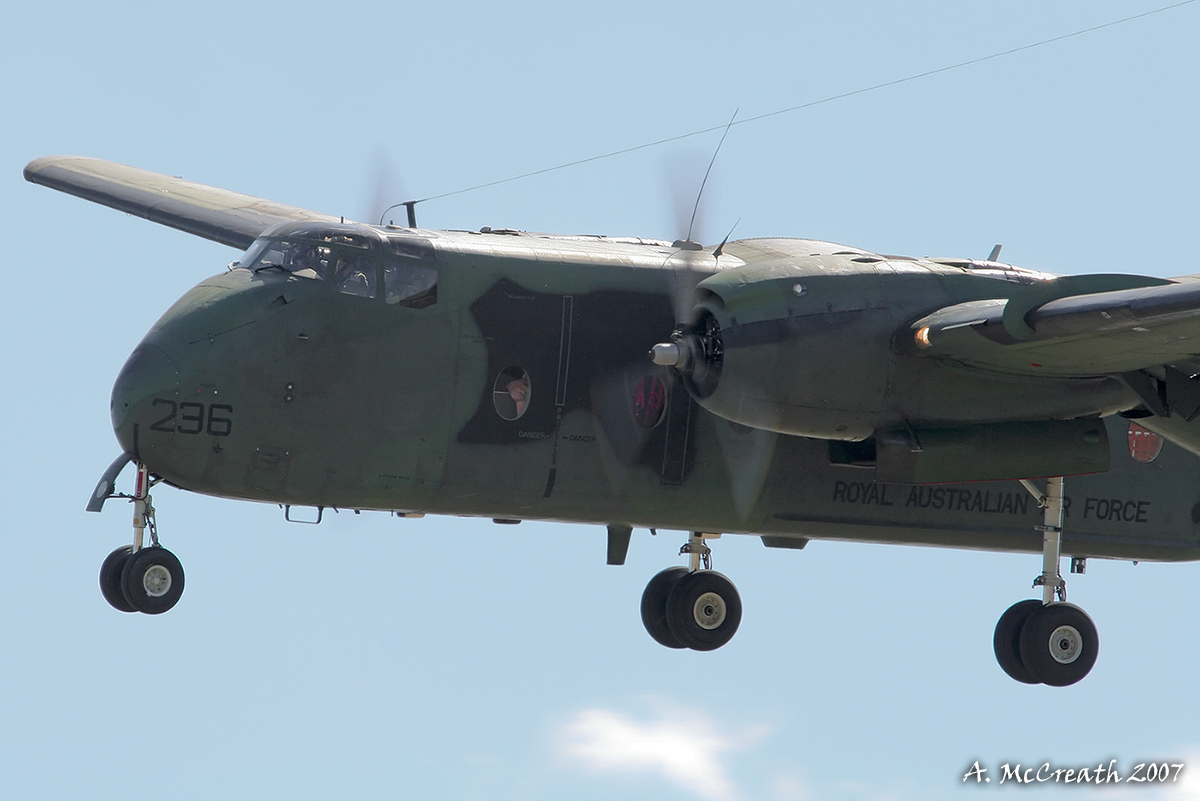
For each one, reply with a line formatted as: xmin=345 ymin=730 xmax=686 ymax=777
xmin=23 ymin=155 xmax=52 ymax=183
xmin=23 ymin=155 xmax=79 ymax=184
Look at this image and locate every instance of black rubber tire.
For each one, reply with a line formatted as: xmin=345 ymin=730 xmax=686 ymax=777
xmin=640 ymin=567 xmax=689 ymax=648
xmin=120 ymin=546 xmax=185 ymax=615
xmin=1018 ymin=602 xmax=1099 ymax=687
xmin=99 ymin=545 xmax=137 ymax=613
xmin=993 ymin=599 xmax=1042 ymax=684
xmin=665 ymin=570 xmax=742 ymax=651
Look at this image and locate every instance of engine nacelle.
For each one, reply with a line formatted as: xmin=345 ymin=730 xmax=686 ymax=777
xmin=653 ymin=260 xmax=892 ymax=440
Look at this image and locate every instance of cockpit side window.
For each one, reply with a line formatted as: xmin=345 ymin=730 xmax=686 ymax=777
xmin=333 ymin=253 xmax=378 ymax=298
xmin=383 ymin=256 xmax=437 ymax=308
xmin=381 ymin=237 xmax=438 ymax=309
xmin=284 ymin=243 xmax=334 ymax=279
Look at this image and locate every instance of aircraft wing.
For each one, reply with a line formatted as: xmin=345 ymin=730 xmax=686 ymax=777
xmin=23 ymin=156 xmax=342 ymax=250
xmin=909 ymin=274 xmax=1200 ymax=377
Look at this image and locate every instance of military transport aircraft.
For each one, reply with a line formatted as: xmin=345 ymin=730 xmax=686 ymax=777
xmin=24 ymin=155 xmax=1200 ymax=687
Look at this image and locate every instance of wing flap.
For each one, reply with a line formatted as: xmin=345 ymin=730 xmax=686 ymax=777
xmin=24 ymin=156 xmax=342 ymax=249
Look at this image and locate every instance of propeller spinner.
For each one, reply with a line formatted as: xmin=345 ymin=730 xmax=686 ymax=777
xmin=650 ymin=307 xmax=723 ymax=399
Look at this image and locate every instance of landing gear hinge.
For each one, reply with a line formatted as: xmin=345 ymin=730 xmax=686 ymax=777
xmin=679 ymin=531 xmax=720 ymax=572
xmin=132 ymin=462 xmax=162 ymax=552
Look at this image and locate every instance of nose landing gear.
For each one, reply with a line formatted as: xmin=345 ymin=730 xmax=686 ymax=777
xmin=993 ymin=477 xmax=1099 ymax=686
xmin=640 ymin=532 xmax=742 ymax=651
xmin=96 ymin=462 xmax=185 ymax=615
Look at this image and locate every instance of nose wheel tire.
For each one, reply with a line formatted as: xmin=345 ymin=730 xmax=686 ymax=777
xmin=120 ymin=546 xmax=185 ymax=615
xmin=665 ymin=570 xmax=742 ymax=651
xmin=99 ymin=545 xmax=138 ymax=613
xmin=640 ymin=567 xmax=689 ymax=648
xmin=1018 ymin=602 xmax=1098 ymax=687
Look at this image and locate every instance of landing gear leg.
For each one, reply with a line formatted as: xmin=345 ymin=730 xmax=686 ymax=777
xmin=640 ymin=532 xmax=742 ymax=651
xmin=1030 ymin=476 xmax=1066 ymax=605
xmin=97 ymin=463 xmax=185 ymax=615
xmin=993 ymin=477 xmax=1099 ymax=686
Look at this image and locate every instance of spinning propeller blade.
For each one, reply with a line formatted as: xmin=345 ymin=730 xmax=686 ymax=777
xmin=364 ymin=146 xmax=410 ymax=227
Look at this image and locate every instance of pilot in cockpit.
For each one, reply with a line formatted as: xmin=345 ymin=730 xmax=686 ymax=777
xmin=286 ymin=244 xmax=325 ymax=278
xmin=334 ymin=254 xmax=375 ymax=297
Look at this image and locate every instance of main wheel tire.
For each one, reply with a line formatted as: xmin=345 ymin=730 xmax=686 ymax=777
xmin=640 ymin=567 xmax=689 ymax=648
xmin=993 ymin=599 xmax=1042 ymax=684
xmin=99 ymin=545 xmax=137 ymax=613
xmin=1018 ymin=602 xmax=1099 ymax=687
xmin=665 ymin=570 xmax=742 ymax=651
xmin=120 ymin=547 xmax=185 ymax=615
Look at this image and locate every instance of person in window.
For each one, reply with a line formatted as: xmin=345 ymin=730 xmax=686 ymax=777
xmin=286 ymin=244 xmax=324 ymax=278
xmin=334 ymin=254 xmax=375 ymax=297
xmin=507 ymin=375 xmax=529 ymax=418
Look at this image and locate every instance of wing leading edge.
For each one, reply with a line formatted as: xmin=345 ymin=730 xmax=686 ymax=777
xmin=908 ymin=274 xmax=1200 ymax=377
xmin=24 ymin=156 xmax=342 ymax=249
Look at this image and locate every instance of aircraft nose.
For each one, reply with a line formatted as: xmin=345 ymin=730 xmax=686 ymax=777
xmin=111 ymin=343 xmax=180 ymax=454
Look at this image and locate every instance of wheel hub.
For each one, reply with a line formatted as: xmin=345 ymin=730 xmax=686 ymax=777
xmin=693 ymin=592 xmax=727 ymax=630
xmin=143 ymin=565 xmax=173 ymax=598
xmin=1048 ymin=624 xmax=1082 ymax=664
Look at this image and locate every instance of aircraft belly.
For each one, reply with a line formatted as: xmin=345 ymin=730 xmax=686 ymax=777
xmin=435 ymin=402 xmax=1200 ymax=562
xmin=758 ymin=416 xmax=1200 ymax=562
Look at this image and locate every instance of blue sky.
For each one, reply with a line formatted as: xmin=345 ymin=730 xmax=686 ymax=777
xmin=4 ymin=1 xmax=1200 ymax=799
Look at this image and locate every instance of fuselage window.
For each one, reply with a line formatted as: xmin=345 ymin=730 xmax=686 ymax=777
xmin=493 ymin=366 xmax=531 ymax=421
xmin=384 ymin=259 xmax=437 ymax=308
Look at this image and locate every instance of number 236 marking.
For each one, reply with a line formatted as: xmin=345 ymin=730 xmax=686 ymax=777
xmin=149 ymin=399 xmax=233 ymax=436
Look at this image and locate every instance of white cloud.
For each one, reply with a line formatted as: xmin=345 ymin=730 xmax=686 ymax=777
xmin=770 ymin=773 xmax=813 ymax=801
xmin=1152 ymin=749 xmax=1200 ymax=801
xmin=555 ymin=700 xmax=764 ymax=801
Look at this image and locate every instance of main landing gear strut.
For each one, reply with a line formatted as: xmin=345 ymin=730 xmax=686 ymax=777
xmin=993 ymin=477 xmax=1099 ymax=686
xmin=98 ymin=462 xmax=185 ymax=615
xmin=640 ymin=532 xmax=743 ymax=651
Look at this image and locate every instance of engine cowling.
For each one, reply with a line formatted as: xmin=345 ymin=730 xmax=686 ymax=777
xmin=652 ymin=259 xmax=890 ymax=440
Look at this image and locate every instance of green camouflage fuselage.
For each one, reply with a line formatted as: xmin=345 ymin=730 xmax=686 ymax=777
xmin=110 ymin=226 xmax=1200 ymax=563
